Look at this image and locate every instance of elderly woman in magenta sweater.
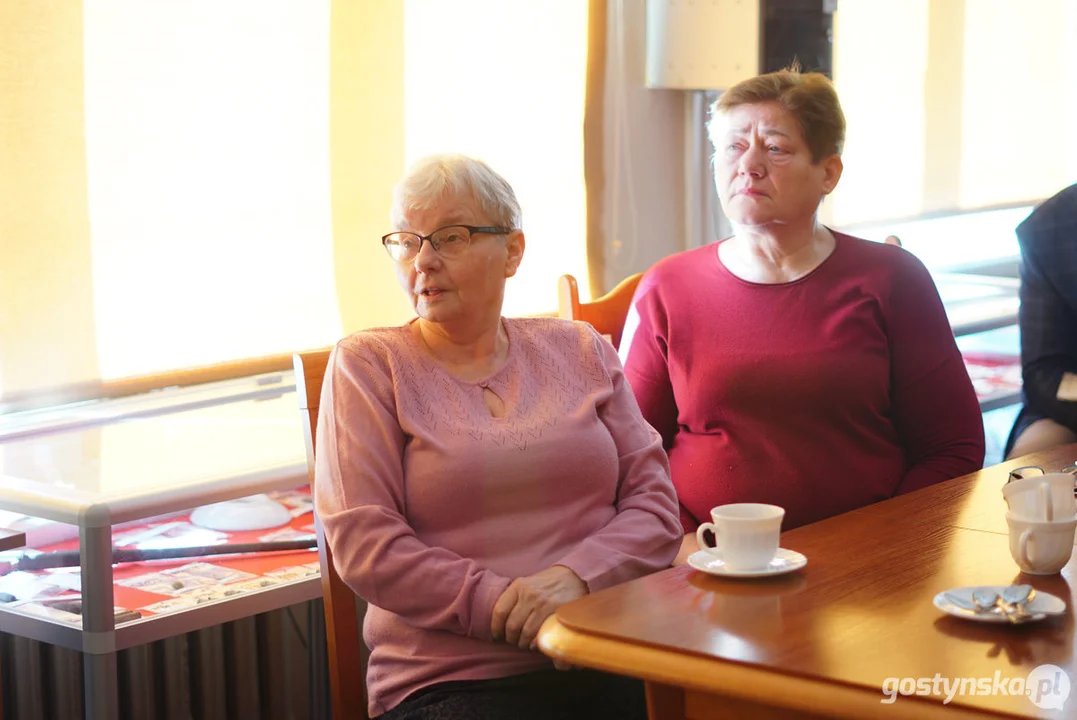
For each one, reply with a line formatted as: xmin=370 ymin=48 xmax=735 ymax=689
xmin=620 ymin=67 xmax=985 ymax=566
xmin=314 ymin=153 xmax=681 ymax=719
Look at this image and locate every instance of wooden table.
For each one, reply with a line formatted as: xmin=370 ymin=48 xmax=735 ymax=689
xmin=539 ymin=445 xmax=1077 ymax=719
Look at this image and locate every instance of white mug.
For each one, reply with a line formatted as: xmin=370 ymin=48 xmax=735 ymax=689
xmin=1006 ymin=513 xmax=1077 ymax=575
xmin=1003 ymin=473 xmax=1076 ymax=522
xmin=696 ymin=503 xmax=785 ymax=571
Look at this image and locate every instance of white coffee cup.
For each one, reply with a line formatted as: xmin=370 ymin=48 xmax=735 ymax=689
xmin=695 ymin=503 xmax=785 ymax=571
xmin=1003 ymin=473 xmax=1076 ymax=522
xmin=1006 ymin=513 xmax=1077 ymax=575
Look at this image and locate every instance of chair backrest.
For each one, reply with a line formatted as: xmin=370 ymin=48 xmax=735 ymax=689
xmin=557 ymin=272 xmax=643 ymax=349
xmin=293 ymin=349 xmax=368 ymax=720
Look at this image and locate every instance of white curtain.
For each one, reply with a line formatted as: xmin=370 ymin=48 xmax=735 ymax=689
xmin=403 ymin=0 xmax=590 ymax=315
xmin=75 ymin=0 xmax=589 ymax=382
xmin=825 ymin=0 xmax=1077 ymax=228
xmin=82 ymin=0 xmax=342 ymax=380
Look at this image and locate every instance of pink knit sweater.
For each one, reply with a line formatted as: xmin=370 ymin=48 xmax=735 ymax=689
xmin=314 ymin=317 xmax=681 ymax=716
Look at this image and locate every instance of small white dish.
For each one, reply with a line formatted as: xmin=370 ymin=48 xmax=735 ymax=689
xmin=687 ymin=548 xmax=807 ymax=578
xmin=190 ymin=494 xmax=292 ymax=532
xmin=933 ymin=585 xmax=1067 ymax=623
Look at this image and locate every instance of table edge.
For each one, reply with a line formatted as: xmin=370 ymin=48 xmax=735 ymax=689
xmin=538 ymin=616 xmax=1021 ymax=720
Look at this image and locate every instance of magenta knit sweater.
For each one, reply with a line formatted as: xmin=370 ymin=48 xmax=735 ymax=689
xmin=314 ymin=317 xmax=681 ymax=716
xmin=621 ymin=232 xmax=985 ymax=532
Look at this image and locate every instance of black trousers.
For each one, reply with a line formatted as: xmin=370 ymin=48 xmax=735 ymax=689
xmin=375 ymin=668 xmax=648 ymax=720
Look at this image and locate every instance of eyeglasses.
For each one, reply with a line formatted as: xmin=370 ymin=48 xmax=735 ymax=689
xmin=381 ymin=224 xmax=513 ymax=262
xmin=1007 ymin=464 xmax=1077 ymax=487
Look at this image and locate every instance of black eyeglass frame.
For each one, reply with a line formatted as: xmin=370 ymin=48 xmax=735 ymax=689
xmin=381 ymin=225 xmax=514 ymax=260
xmin=1006 ymin=464 xmax=1077 ymax=496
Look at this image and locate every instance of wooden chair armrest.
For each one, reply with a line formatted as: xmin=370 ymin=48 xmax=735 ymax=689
xmin=0 ymin=528 xmax=27 ymax=553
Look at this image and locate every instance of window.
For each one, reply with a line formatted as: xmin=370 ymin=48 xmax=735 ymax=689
xmin=1 ymin=1 xmax=590 ymax=400
xmin=825 ymin=0 xmax=1076 ymax=228
xmin=404 ymin=0 xmax=590 ymax=318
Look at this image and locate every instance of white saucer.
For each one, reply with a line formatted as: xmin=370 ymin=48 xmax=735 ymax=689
xmin=190 ymin=494 xmax=292 ymax=532
xmin=687 ymin=548 xmax=807 ymax=578
xmin=933 ymin=586 xmax=1067 ymax=623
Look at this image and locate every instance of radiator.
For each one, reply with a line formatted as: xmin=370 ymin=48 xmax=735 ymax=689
xmin=1 ymin=601 xmax=330 ymax=720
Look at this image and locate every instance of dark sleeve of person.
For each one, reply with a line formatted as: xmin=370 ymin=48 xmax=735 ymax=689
xmin=1017 ymin=211 xmax=1077 ymax=432
xmin=889 ymin=251 xmax=986 ymax=494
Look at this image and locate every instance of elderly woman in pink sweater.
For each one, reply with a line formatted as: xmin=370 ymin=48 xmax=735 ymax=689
xmin=314 ymin=153 xmax=681 ymax=720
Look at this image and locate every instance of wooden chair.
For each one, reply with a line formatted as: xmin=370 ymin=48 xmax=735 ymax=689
xmin=557 ymin=273 xmax=643 ymax=350
xmin=294 ymin=349 xmax=368 ymax=720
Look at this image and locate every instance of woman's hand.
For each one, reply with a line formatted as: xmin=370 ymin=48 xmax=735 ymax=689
xmin=491 ymin=565 xmax=588 ymax=651
xmin=672 ymin=531 xmax=700 ymax=566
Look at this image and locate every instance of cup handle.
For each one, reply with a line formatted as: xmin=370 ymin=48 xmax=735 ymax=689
xmin=696 ymin=522 xmax=720 ymax=556
xmin=1019 ymin=529 xmax=1035 ymax=570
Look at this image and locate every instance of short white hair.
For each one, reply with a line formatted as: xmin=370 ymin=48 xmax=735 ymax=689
xmin=390 ymin=153 xmax=523 ymax=230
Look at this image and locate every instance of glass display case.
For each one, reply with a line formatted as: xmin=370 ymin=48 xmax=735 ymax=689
xmin=0 ymin=370 xmax=317 ymax=718
xmin=933 ymin=269 xmax=1020 ymax=339
xmin=957 ymin=324 xmax=1025 ymax=465
xmin=935 ymin=266 xmax=1023 ymax=465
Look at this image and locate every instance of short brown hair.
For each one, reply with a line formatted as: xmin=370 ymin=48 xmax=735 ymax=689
xmin=710 ymin=66 xmax=846 ymax=162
